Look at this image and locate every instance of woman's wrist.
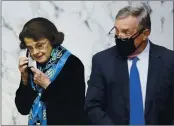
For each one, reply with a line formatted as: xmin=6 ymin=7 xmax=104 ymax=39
xmin=21 ymin=76 xmax=28 ymax=86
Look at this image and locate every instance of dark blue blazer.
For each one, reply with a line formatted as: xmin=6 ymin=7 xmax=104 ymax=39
xmin=85 ymin=42 xmax=174 ymax=125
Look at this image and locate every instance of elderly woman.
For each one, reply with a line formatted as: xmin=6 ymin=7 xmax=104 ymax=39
xmin=15 ymin=17 xmax=86 ymax=125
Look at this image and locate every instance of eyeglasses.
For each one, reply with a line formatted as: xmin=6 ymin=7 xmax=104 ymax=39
xmin=27 ymin=40 xmax=49 ymax=53
xmin=108 ymin=26 xmax=145 ymax=41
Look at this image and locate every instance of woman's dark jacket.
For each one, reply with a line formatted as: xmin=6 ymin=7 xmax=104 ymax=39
xmin=15 ymin=55 xmax=87 ymax=125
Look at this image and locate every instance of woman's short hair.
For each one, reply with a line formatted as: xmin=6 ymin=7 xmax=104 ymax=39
xmin=19 ymin=17 xmax=64 ymax=49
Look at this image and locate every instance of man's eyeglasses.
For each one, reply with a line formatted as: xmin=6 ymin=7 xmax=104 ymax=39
xmin=108 ymin=26 xmax=145 ymax=41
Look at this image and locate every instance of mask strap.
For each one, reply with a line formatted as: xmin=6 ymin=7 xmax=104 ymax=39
xmin=130 ymin=28 xmax=145 ymax=39
xmin=136 ymin=38 xmax=148 ymax=51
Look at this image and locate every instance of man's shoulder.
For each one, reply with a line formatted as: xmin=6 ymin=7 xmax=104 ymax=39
xmin=92 ymin=45 xmax=117 ymax=60
xmin=151 ymin=43 xmax=174 ymax=59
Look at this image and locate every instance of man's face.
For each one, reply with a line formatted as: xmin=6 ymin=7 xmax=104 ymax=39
xmin=115 ymin=15 xmax=147 ymax=48
xmin=24 ymin=37 xmax=53 ymax=64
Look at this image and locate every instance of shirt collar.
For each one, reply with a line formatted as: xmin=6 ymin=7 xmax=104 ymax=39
xmin=127 ymin=39 xmax=150 ymax=61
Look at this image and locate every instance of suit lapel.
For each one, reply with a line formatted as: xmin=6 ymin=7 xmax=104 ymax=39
xmin=145 ymin=42 xmax=162 ymax=121
xmin=113 ymin=47 xmax=130 ymax=121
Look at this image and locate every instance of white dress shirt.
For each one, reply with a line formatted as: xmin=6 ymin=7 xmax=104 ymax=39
xmin=127 ymin=40 xmax=150 ymax=109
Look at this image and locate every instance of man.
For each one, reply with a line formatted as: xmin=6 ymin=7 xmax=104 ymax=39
xmin=85 ymin=4 xmax=174 ymax=125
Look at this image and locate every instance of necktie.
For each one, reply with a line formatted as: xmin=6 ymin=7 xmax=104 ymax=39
xmin=130 ymin=57 xmax=145 ymax=125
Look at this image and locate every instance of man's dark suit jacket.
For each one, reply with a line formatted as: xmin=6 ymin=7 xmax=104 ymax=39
xmin=85 ymin=42 xmax=174 ymax=125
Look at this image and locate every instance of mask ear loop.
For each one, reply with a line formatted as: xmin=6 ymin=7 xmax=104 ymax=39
xmin=130 ymin=28 xmax=145 ymax=40
xmin=132 ymin=28 xmax=147 ymax=50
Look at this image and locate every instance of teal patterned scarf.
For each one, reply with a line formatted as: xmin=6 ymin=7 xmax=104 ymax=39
xmin=28 ymin=45 xmax=71 ymax=125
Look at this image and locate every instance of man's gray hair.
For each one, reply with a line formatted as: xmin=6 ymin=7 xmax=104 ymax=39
xmin=115 ymin=3 xmax=151 ymax=31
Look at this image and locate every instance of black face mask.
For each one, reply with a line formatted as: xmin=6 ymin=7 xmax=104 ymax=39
xmin=115 ymin=29 xmax=144 ymax=57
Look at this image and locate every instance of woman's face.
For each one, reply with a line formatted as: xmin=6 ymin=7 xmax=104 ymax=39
xmin=24 ymin=37 xmax=53 ymax=64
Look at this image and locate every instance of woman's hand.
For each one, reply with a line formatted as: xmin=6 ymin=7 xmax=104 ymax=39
xmin=18 ymin=57 xmax=29 ymax=85
xmin=30 ymin=67 xmax=51 ymax=89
